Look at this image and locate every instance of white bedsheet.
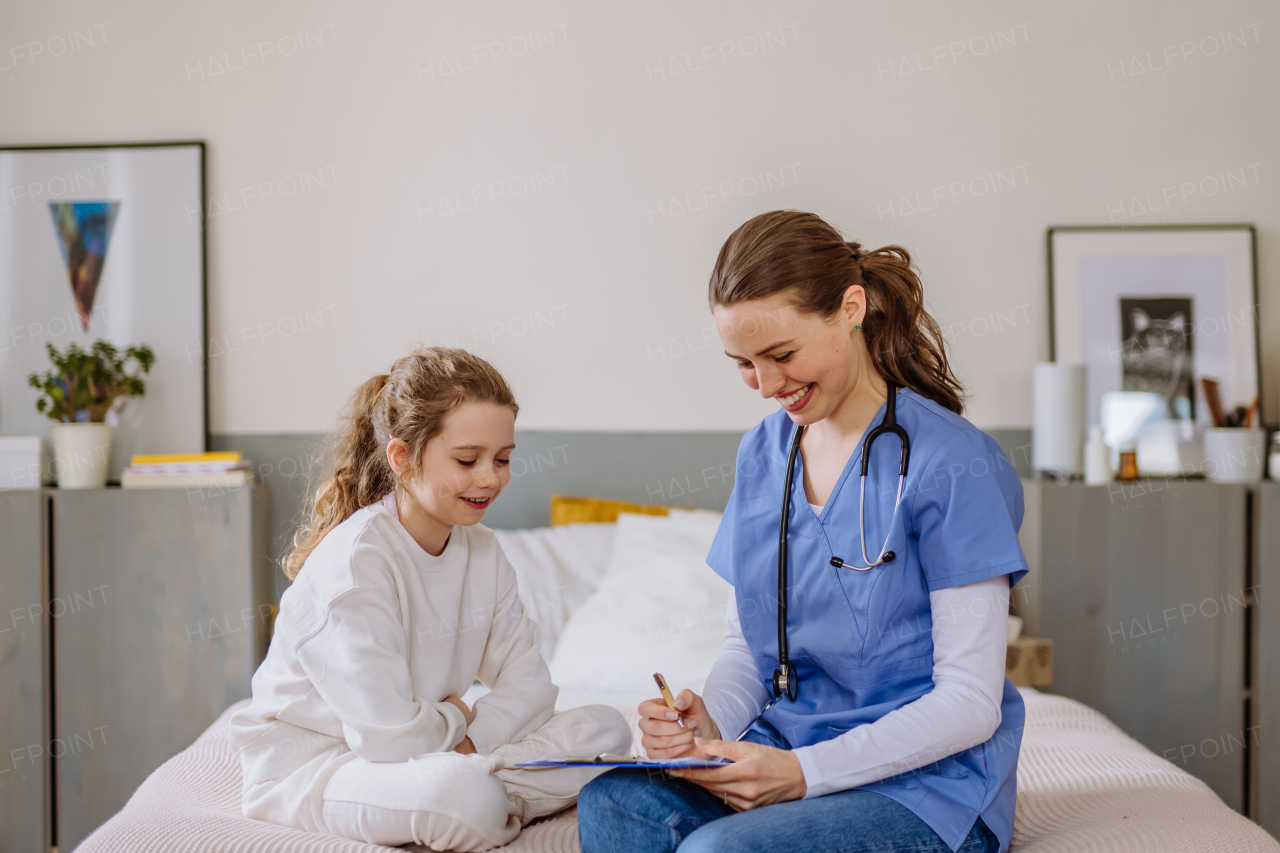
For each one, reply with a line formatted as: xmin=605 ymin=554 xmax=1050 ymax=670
xmin=77 ymin=688 xmax=1279 ymax=853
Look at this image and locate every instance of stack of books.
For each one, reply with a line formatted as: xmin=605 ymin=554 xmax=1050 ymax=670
xmin=121 ymin=452 xmax=255 ymax=489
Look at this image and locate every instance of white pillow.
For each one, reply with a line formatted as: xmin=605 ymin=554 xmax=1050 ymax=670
xmin=548 ymin=510 xmax=730 ymax=701
xmin=492 ymin=522 xmax=616 ymax=660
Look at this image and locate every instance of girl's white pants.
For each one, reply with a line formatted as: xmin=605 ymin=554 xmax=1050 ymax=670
xmin=316 ymin=704 xmax=632 ymax=851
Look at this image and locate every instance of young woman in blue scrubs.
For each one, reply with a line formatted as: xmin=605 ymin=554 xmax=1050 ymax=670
xmin=578 ymin=211 xmax=1029 ymax=853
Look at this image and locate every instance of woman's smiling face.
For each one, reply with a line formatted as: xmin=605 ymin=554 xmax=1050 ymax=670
xmin=714 ymin=290 xmax=867 ymax=426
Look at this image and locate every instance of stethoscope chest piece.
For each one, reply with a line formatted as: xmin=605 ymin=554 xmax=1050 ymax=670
xmin=772 ymin=662 xmax=799 ymax=702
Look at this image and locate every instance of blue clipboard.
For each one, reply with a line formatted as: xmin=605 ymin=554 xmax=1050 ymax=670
xmin=513 ymin=753 xmax=732 ymax=769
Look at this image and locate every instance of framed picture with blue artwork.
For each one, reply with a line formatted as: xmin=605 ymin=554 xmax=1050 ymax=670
xmin=0 ymin=142 xmax=207 ymax=482
xmin=1047 ymin=224 xmax=1261 ymax=467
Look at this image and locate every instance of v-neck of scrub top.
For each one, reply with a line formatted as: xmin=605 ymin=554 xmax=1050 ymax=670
xmin=790 ymin=391 xmax=900 ymax=649
xmin=793 ymin=391 xmax=893 ymax=524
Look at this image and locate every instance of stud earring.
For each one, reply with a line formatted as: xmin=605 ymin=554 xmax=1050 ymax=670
xmin=854 ymin=323 xmax=862 ymax=331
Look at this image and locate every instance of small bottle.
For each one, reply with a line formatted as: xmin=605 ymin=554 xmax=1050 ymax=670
xmin=1117 ymin=443 xmax=1139 ymax=481
xmin=1084 ymin=426 xmax=1113 ymax=485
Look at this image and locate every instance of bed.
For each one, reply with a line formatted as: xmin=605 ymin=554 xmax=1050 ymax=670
xmin=77 ymin=510 xmax=1280 ymax=852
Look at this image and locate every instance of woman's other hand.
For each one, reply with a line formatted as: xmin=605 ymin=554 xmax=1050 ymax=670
xmin=443 ymin=695 xmax=476 ymax=726
xmin=638 ymin=689 xmax=721 ymax=759
xmin=669 ymin=737 xmax=806 ymax=810
xmin=453 ymin=736 xmax=477 ymax=755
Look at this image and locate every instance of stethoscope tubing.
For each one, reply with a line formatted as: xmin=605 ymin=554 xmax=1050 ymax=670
xmin=774 ymin=423 xmax=805 ymax=702
xmin=771 ymin=382 xmax=910 ymax=706
xmin=853 ymin=471 xmax=906 ymax=570
xmin=848 ymin=383 xmax=910 ymax=569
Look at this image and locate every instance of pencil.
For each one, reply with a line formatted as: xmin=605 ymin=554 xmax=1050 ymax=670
xmin=653 ymin=672 xmax=685 ymax=728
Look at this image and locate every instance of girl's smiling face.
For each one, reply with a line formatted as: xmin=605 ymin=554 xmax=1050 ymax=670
xmin=386 ymin=401 xmax=516 ymax=555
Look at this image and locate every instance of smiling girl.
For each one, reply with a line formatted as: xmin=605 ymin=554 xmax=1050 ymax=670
xmin=230 ymin=347 xmax=631 ymax=851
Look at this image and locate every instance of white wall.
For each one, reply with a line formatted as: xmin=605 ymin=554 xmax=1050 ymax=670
xmin=3 ymin=0 xmax=1277 ymax=433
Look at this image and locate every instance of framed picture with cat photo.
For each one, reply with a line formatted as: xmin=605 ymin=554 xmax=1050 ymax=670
xmin=1047 ymin=224 xmax=1261 ymax=452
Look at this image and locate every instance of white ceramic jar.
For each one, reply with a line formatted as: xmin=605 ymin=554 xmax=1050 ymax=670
xmin=50 ymin=423 xmax=113 ymax=488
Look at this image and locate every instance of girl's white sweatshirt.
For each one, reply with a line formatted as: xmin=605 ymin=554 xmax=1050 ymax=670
xmin=230 ymin=493 xmax=556 ymax=829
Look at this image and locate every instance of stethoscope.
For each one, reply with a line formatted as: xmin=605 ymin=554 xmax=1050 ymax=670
xmin=769 ymin=382 xmax=911 ymax=704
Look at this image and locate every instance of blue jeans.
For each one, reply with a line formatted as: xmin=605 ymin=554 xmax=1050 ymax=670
xmin=577 ymin=767 xmax=999 ymax=853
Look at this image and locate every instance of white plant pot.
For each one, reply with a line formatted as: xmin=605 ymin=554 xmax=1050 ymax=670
xmin=51 ymin=423 xmax=114 ymax=489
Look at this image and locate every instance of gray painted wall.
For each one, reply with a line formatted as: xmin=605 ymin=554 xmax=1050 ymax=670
xmin=213 ymin=427 xmax=1032 ymax=602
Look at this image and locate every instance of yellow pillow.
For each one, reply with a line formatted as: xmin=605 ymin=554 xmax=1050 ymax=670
xmin=549 ymin=494 xmax=671 ymax=526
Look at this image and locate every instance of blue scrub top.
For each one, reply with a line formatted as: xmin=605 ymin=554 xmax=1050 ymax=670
xmin=706 ymin=388 xmax=1029 ymax=853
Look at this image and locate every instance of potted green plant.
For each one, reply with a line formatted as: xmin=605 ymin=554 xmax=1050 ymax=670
xmin=28 ymin=340 xmax=155 ymax=488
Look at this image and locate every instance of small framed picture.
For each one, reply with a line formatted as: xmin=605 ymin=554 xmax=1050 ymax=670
xmin=1048 ymin=225 xmax=1260 ymax=435
xmin=0 ymin=142 xmax=207 ymax=481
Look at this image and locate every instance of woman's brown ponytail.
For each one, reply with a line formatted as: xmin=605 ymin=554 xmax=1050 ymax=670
xmin=283 ymin=347 xmax=517 ymax=579
xmin=708 ymin=210 xmax=964 ymax=414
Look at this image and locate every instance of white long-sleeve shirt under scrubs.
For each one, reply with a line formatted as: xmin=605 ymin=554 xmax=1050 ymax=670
xmin=230 ymin=492 xmax=557 ymax=832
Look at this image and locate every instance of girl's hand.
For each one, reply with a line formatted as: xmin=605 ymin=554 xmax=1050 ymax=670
xmin=444 ymin=695 xmax=475 ymax=726
xmin=669 ymin=737 xmax=806 ymax=810
xmin=638 ymin=689 xmax=721 ymax=759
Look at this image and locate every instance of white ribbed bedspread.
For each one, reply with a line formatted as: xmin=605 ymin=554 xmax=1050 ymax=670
xmin=77 ymin=689 xmax=1278 ymax=853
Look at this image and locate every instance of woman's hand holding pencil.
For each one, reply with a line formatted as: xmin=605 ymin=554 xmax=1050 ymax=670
xmin=638 ymin=673 xmax=721 ymax=760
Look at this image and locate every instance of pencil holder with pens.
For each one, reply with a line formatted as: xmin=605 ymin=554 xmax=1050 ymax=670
xmin=1202 ymin=428 xmax=1266 ymax=482
xmin=1198 ymin=378 xmax=1264 ymax=482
